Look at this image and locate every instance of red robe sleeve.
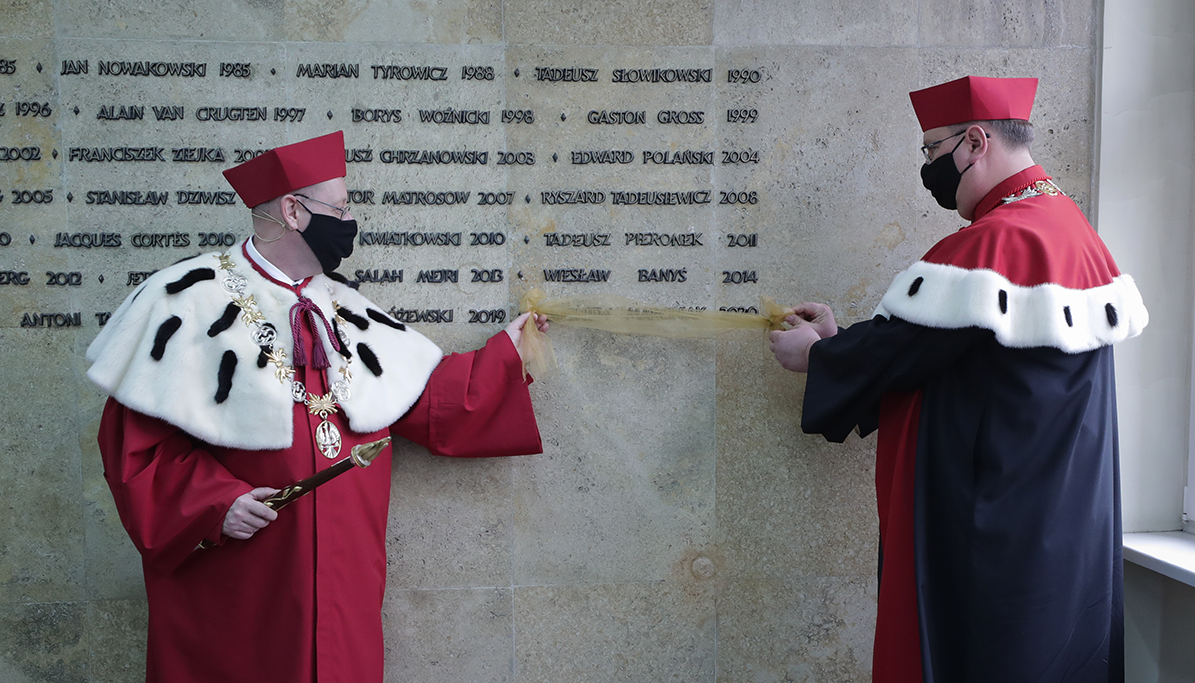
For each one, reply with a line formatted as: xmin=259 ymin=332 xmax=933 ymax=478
xmin=391 ymin=331 xmax=543 ymax=457
xmin=98 ymin=398 xmax=254 ymax=573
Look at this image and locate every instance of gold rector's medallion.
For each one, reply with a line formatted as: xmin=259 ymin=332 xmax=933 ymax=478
xmin=315 ymin=420 xmax=342 ymax=459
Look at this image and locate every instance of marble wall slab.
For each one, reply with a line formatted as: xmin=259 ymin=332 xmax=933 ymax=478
xmin=0 ymin=330 xmax=86 ymax=605
xmin=513 ymin=582 xmax=716 ymax=682
xmin=714 ymin=0 xmax=919 ymax=47
xmin=505 ymin=0 xmax=713 ymax=46
xmin=918 ymin=0 xmax=1098 ymax=48
xmin=86 ymin=600 xmax=146 ymax=683
xmin=0 ymin=602 xmax=89 ymax=683
xmin=383 ymin=588 xmax=513 ymax=682
xmin=2 ymin=0 xmax=54 ymax=39
xmin=0 ymin=1 xmax=1101 ymax=681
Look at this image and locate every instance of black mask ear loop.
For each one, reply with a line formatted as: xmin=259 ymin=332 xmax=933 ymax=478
xmin=953 ymin=134 xmax=978 ymax=176
xmin=950 ymin=129 xmax=992 ymax=176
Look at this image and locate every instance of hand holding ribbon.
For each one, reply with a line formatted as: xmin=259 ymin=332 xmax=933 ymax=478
xmin=516 ymin=288 xmax=793 ymax=378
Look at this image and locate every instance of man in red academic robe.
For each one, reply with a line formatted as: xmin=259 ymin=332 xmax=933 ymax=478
xmin=87 ymin=131 xmax=549 ymax=683
xmin=769 ymin=77 xmax=1147 ymax=682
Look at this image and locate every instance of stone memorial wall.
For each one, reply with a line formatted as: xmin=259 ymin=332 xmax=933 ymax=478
xmin=1 ymin=1 xmax=1099 ymax=681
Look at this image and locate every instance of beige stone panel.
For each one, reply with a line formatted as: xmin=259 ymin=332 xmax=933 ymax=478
xmin=54 ymin=231 xmax=239 ymax=325
xmin=64 ymin=250 xmax=177 ymax=332
xmin=417 ymin=319 xmax=514 ymax=355
xmin=715 ymin=576 xmax=875 ymax=683
xmin=0 ymin=329 xmax=86 ymax=604
xmin=87 ymin=600 xmax=147 ymax=683
xmin=348 ymin=257 xmax=512 ymax=328
xmin=58 ymin=0 xmax=282 ymax=40
xmin=714 ymin=0 xmax=918 ymax=47
xmin=918 ymin=48 xmax=1096 ymax=216
xmin=502 ymin=46 xmax=716 ymax=153
xmin=282 ymin=43 xmax=505 ymax=150
xmin=0 ymin=602 xmax=88 ymax=683
xmin=0 ymin=40 xmax=59 ymax=180
xmin=0 ymin=40 xmax=64 ymax=322
xmin=56 ymin=40 xmax=287 ymax=158
xmin=347 ymin=219 xmax=513 ymax=321
xmin=66 ymin=333 xmax=127 ymax=605
xmin=503 ymin=46 xmax=718 ymax=306
xmin=715 ymin=335 xmax=879 ymax=581
xmin=284 ymin=0 xmax=501 ymax=44
xmin=504 ymin=0 xmax=712 ymax=47
xmin=710 ymin=50 xmax=773 ymax=312
xmin=513 ymin=329 xmax=715 ymax=585
xmin=352 ymin=271 xmax=512 ymax=337
xmin=509 ymin=199 xmax=716 ymax=309
xmin=0 ymin=0 xmax=52 ymax=39
xmin=504 ymin=50 xmax=724 ymax=592
xmin=345 ymin=210 xmax=513 ymax=320
xmin=711 ymin=47 xmax=935 ymax=319
xmin=284 ymin=44 xmax=511 ymax=315
xmin=57 ymin=40 xmax=284 ymax=303
xmin=347 ymin=206 xmax=511 ymax=316
xmin=0 ymin=210 xmax=73 ymax=330
xmin=62 ymin=247 xmax=219 ymax=334
xmin=386 ymin=440 xmax=514 ymax=590
xmin=514 ymin=582 xmax=715 ymax=682
xmin=382 ymin=587 xmax=512 ymax=683
xmin=919 ymin=0 xmax=1098 ymax=49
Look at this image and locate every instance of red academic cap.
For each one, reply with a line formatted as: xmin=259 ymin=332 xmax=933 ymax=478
xmin=222 ymin=131 xmax=347 ymax=207
xmin=909 ymin=76 xmax=1038 ymax=132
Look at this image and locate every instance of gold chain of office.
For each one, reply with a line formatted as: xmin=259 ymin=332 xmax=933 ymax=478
xmin=217 ymin=253 xmax=355 ymax=459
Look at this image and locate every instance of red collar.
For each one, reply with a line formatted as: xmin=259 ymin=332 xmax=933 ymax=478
xmin=971 ymin=165 xmax=1051 ymax=221
xmin=240 ymin=240 xmax=312 ymax=295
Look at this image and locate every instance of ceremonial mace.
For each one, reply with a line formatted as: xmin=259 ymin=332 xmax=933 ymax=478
xmin=196 ymin=436 xmax=391 ymax=550
xmin=262 ymin=436 xmax=391 ymax=511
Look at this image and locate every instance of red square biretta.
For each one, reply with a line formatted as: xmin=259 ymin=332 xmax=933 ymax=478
xmin=909 ymin=76 xmax=1038 ymax=132
xmin=222 ymin=131 xmax=347 ymax=207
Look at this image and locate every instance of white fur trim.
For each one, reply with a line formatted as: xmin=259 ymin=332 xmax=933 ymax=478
xmin=86 ymin=246 xmax=442 ymax=449
xmin=873 ymin=261 xmax=1148 ymax=353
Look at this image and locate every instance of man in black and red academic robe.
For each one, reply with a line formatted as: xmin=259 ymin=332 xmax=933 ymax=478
xmin=769 ymin=77 xmax=1148 ymax=682
xmin=87 ymin=131 xmax=549 ymax=683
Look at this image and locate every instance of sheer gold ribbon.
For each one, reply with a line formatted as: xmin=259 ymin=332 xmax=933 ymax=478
xmin=518 ymin=288 xmax=792 ymax=378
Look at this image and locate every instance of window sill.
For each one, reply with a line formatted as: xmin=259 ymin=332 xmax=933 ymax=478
xmin=1123 ymin=531 xmax=1195 ymax=588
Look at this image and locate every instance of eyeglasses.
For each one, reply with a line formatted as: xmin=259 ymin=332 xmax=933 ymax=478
xmin=919 ymin=131 xmax=965 ymax=163
xmin=293 ymin=193 xmax=351 ymax=220
xmin=919 ymin=130 xmax=991 ymax=163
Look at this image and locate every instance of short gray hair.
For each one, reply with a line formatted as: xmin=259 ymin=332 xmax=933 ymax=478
xmin=953 ymin=119 xmax=1034 ymax=150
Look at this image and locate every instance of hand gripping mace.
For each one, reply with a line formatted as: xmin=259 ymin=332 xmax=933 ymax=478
xmin=262 ymin=436 xmax=391 ymax=511
xmin=195 ymin=437 xmax=391 ymax=550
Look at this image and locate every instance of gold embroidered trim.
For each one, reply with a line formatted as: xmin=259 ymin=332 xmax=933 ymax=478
xmin=1001 ymin=179 xmax=1065 ymax=205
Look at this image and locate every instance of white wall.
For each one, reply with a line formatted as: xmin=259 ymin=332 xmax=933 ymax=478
xmin=1097 ymin=0 xmax=1195 ymax=534
xmin=1100 ymin=1 xmax=1195 ymax=679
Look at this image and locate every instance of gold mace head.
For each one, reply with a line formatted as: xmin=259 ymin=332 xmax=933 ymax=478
xmin=350 ymin=436 xmax=391 ymax=468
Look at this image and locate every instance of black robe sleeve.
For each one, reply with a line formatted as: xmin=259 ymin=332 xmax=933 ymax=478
xmin=802 ymin=316 xmax=993 ymax=442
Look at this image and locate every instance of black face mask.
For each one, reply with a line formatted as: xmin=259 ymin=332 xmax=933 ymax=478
xmin=920 ymin=136 xmax=972 ymax=210
xmin=299 ymin=211 xmax=358 ymax=273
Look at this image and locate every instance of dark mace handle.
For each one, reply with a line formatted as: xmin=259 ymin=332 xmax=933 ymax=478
xmin=195 ymin=437 xmax=392 ymax=551
xmin=263 ymin=436 xmax=392 ymax=512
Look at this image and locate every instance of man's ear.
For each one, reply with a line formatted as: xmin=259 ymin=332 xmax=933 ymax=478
xmin=279 ymin=195 xmax=304 ymax=230
xmin=964 ymin=124 xmax=990 ymax=159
